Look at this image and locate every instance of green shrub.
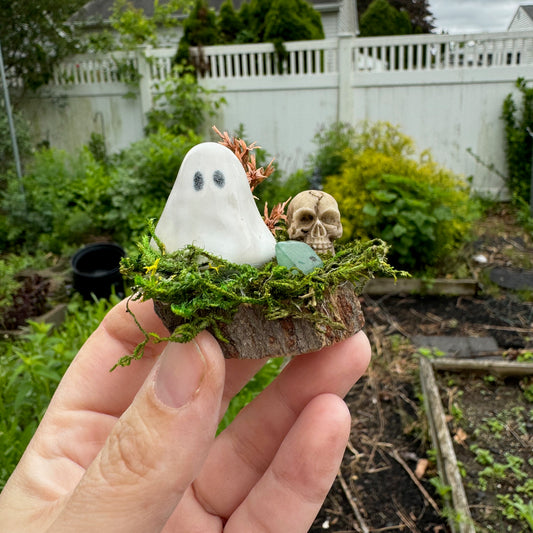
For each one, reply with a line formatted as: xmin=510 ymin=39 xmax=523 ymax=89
xmin=324 ymin=121 xmax=475 ymax=271
xmin=361 ymin=174 xmax=462 ymax=269
xmin=0 ymin=294 xmax=119 ymax=489
xmin=502 ymin=78 xmax=533 ymax=206
xmin=309 ymin=122 xmax=357 ymax=182
xmin=0 ymin=108 xmax=33 ymax=177
xmin=145 ymin=66 xmax=224 ymax=137
xmin=0 ymin=130 xmax=199 ymax=253
xmin=103 ymin=132 xmax=200 ymax=243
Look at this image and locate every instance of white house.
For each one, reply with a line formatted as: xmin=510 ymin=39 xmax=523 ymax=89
xmin=72 ymin=0 xmax=359 ymax=44
xmin=508 ymin=4 xmax=533 ymax=31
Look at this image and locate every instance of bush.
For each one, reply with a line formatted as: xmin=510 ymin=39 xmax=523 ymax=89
xmin=324 ymin=122 xmax=475 ymax=271
xmin=0 ymin=130 xmax=200 ymax=254
xmin=308 ymin=122 xmax=357 ymax=182
xmin=502 ymin=78 xmax=533 ymax=206
xmin=0 ymin=107 xmax=33 ymax=177
xmin=145 ymin=66 xmax=225 ymax=137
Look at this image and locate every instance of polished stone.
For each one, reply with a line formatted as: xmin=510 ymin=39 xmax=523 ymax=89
xmin=275 ymin=240 xmax=323 ymax=274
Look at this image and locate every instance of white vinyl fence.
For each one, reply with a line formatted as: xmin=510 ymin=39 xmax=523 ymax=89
xmin=18 ymin=30 xmax=533 ymax=196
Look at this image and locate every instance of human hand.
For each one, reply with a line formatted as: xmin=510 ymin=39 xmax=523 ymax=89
xmin=0 ymin=298 xmax=370 ymax=532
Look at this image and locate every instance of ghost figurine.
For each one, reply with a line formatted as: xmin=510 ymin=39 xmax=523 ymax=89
xmin=154 ymin=142 xmax=276 ymax=267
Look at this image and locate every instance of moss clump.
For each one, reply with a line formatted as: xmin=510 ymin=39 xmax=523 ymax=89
xmin=116 ymin=221 xmax=403 ymax=368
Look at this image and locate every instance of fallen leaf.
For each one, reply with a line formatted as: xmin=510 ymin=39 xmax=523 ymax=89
xmin=453 ymin=427 xmax=468 ymax=445
xmin=414 ymin=458 xmax=429 ymax=479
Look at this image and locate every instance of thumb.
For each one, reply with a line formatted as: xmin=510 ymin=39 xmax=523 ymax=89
xmin=50 ymin=331 xmax=225 ymax=533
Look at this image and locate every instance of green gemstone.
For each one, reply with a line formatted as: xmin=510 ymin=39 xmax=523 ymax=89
xmin=275 ymin=241 xmax=323 ymax=274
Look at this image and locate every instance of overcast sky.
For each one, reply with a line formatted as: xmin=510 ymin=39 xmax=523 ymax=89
xmin=429 ymin=0 xmax=524 ymax=34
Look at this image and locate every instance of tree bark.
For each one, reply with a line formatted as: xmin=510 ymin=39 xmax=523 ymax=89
xmin=154 ymin=281 xmax=364 ymax=359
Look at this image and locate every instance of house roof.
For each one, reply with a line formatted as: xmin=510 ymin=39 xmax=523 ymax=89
xmin=72 ymin=0 xmax=341 ymax=24
xmin=522 ymin=5 xmax=533 ymax=19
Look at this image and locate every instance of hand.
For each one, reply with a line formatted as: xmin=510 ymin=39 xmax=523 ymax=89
xmin=0 ymin=298 xmax=370 ymax=532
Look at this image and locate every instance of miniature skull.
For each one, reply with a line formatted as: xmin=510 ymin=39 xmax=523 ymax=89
xmin=287 ymin=190 xmax=342 ymax=255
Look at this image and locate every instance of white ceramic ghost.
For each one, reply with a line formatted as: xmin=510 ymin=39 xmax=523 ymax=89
xmin=154 ymin=142 xmax=276 ymax=267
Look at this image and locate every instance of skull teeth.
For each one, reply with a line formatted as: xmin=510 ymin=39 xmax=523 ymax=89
xmin=307 ymin=239 xmax=334 ymax=254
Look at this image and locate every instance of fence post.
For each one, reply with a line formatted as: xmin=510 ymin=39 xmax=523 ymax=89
xmin=137 ymin=47 xmax=153 ymax=128
xmin=337 ymin=34 xmax=354 ymax=123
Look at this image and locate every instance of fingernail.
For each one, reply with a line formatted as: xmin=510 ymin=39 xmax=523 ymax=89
xmin=155 ymin=341 xmax=206 ymax=408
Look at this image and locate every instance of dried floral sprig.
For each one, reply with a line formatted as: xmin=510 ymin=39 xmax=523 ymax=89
xmin=213 ymin=125 xmax=275 ymax=191
xmin=263 ymin=198 xmax=291 ymax=236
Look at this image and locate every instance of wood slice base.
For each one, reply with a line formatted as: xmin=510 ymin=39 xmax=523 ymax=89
xmin=154 ymin=281 xmax=365 ymax=359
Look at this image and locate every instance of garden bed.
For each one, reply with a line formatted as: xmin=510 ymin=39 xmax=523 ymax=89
xmin=311 ymin=286 xmax=532 ymax=533
xmin=422 ymin=358 xmax=533 ymax=532
xmin=0 ymin=265 xmax=71 ymax=334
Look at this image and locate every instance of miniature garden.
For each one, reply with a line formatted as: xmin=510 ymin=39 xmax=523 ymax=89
xmin=1 ymin=80 xmax=532 ymax=532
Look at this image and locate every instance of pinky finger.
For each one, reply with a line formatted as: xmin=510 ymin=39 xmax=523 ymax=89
xmin=224 ymin=393 xmax=351 ymax=533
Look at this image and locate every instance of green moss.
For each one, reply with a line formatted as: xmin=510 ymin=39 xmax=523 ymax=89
xmin=117 ymin=221 xmax=404 ymax=368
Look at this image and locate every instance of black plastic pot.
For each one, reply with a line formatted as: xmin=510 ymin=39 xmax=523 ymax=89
xmin=71 ymin=242 xmax=126 ymax=300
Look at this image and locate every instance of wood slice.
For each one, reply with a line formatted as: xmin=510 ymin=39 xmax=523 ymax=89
xmin=153 ymin=281 xmax=364 ymax=359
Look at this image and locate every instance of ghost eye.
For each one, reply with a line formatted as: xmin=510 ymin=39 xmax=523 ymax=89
xmin=193 ymin=171 xmax=204 ymax=191
xmin=213 ymin=170 xmax=225 ymax=188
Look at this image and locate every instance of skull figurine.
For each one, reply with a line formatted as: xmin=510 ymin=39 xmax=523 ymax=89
xmin=287 ymin=190 xmax=342 ymax=255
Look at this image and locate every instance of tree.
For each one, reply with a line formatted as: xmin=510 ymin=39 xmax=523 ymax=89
xmin=109 ymin=0 xmax=193 ymax=50
xmin=357 ymin=0 xmax=435 ymax=34
xmin=218 ymin=0 xmax=243 ymax=44
xmin=176 ymin=0 xmax=218 ymax=64
xmin=0 ymin=0 xmax=86 ymax=91
xmin=359 ymin=0 xmax=411 ymax=37
xmin=263 ymin=0 xmax=324 ymax=42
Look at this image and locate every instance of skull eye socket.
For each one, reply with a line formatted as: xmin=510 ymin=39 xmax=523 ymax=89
xmin=193 ymin=171 xmax=204 ymax=191
xmin=320 ymin=211 xmax=340 ymax=226
xmin=297 ymin=212 xmax=315 ymax=226
xmin=213 ymin=170 xmax=225 ymax=188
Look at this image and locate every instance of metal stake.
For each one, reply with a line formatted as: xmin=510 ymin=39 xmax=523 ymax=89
xmin=527 ymin=127 xmax=533 ymax=218
xmin=0 ymin=40 xmax=26 ymax=201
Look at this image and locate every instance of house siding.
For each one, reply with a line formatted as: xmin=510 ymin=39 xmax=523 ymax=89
xmin=508 ymin=6 xmax=533 ymax=32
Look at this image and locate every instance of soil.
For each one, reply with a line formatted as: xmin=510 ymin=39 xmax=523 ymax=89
xmin=438 ymin=373 xmax=532 ymax=532
xmin=312 ymin=207 xmax=533 ymax=532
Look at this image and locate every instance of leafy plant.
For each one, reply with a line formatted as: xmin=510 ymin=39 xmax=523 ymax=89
xmin=0 ymin=106 xmax=33 ymax=177
xmin=308 ymin=122 xmax=357 ymax=184
xmin=497 ymin=494 xmax=533 ymax=529
xmin=0 ymin=130 xmax=199 ymax=254
xmin=324 ymin=121 xmax=475 ymax=271
xmin=0 ymin=294 xmax=119 ymax=489
xmin=109 ymin=0 xmax=192 ymax=50
xmin=502 ymin=78 xmax=533 ymax=206
xmin=145 ymin=65 xmax=225 ymax=137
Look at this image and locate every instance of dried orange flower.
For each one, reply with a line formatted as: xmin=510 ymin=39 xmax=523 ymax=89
xmin=263 ymin=198 xmax=291 ymax=236
xmin=213 ymin=126 xmax=275 ymax=191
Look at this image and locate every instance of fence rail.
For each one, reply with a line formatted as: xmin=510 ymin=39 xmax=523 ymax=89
xmin=44 ymin=30 xmax=533 ymax=87
xmin=353 ymin=31 xmax=533 ymax=72
xmin=194 ymin=39 xmax=339 ymax=78
xmin=49 ymin=51 xmax=139 ymax=85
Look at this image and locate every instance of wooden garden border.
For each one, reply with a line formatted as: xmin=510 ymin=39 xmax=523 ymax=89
xmin=419 ymin=357 xmax=533 ymax=533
